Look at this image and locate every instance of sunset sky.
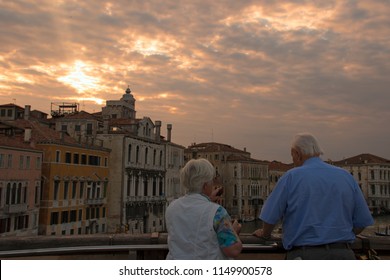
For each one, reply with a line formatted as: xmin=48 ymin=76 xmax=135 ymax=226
xmin=1 ymin=0 xmax=389 ymax=163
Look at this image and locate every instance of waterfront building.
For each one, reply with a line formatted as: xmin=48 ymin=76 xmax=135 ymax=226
xmin=0 ymin=106 xmax=111 ymax=236
xmin=184 ymin=142 xmax=268 ymax=221
xmin=268 ymin=160 xmax=294 ymax=192
xmin=0 ymin=127 xmax=42 ymax=237
xmin=333 ymin=153 xmax=390 ymax=215
xmin=53 ymin=87 xmax=184 ymax=234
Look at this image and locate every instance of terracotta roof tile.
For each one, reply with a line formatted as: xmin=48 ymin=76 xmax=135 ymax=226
xmin=0 ymin=134 xmax=41 ymax=151
xmin=267 ymin=160 xmax=294 ymax=171
xmin=186 ymin=142 xmax=249 ymax=154
xmin=333 ymin=153 xmax=390 ymax=165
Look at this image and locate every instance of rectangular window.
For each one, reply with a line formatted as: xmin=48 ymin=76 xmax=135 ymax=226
xmin=63 ymin=182 xmax=69 ymax=200
xmin=0 ymin=154 xmax=3 ymax=168
xmin=88 ymin=155 xmax=100 ymax=166
xmin=55 ymin=151 xmax=61 ymax=163
xmin=7 ymin=154 xmax=12 ymax=168
xmin=72 ymin=182 xmax=77 ymax=199
xmin=54 ymin=181 xmax=60 ymax=200
xmin=26 ymin=156 xmax=30 ymax=169
xmin=35 ymin=185 xmax=39 ymax=204
xmin=70 ymin=210 xmax=77 ymax=222
xmin=73 ymin=153 xmax=79 ymax=164
xmin=80 ymin=182 xmax=84 ymax=199
xmin=61 ymin=211 xmax=69 ymax=224
xmin=81 ymin=154 xmax=87 ymax=165
xmin=65 ymin=152 xmax=71 ymax=164
xmin=86 ymin=123 xmax=93 ymax=135
xmin=36 ymin=156 xmax=41 ymax=169
xmin=61 ymin=125 xmax=67 ymax=132
xmin=75 ymin=125 xmax=81 ymax=132
xmin=19 ymin=155 xmax=24 ymax=169
xmin=78 ymin=209 xmax=82 ymax=221
xmin=50 ymin=212 xmax=59 ymax=225
xmin=91 ymin=207 xmax=95 ymax=219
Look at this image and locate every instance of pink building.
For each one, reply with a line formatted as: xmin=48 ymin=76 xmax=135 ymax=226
xmin=0 ymin=130 xmax=43 ymax=236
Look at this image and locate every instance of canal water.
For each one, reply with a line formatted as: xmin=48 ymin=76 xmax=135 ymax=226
xmin=240 ymin=215 xmax=390 ymax=237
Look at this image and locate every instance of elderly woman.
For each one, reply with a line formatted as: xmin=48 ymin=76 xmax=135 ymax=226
xmin=165 ymin=158 xmax=242 ymax=259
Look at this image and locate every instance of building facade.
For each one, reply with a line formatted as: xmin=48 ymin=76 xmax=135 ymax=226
xmin=54 ymin=87 xmax=184 ymax=234
xmin=38 ymin=142 xmax=110 ymax=235
xmin=0 ymin=132 xmax=42 ymax=237
xmin=0 ymin=109 xmax=111 ymax=236
xmin=333 ymin=153 xmax=390 ymax=215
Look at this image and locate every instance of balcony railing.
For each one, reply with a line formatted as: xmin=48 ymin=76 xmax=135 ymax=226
xmin=3 ymin=204 xmax=28 ymax=214
xmin=84 ymin=198 xmax=106 ymax=205
xmin=127 ymin=196 xmax=166 ymax=203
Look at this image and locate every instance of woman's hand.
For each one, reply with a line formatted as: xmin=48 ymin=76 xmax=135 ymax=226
xmin=209 ymin=186 xmax=224 ymax=203
xmin=232 ymin=219 xmax=242 ymax=235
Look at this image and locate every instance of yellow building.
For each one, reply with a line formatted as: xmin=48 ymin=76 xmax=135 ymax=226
xmin=2 ymin=116 xmax=111 ymax=236
xmin=38 ymin=142 xmax=110 ymax=235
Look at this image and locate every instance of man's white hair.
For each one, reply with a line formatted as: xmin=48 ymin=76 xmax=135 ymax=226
xmin=292 ymin=133 xmax=324 ymax=156
xmin=180 ymin=158 xmax=215 ymax=193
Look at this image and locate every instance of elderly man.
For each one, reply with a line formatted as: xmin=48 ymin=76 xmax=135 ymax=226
xmin=253 ymin=133 xmax=374 ymax=260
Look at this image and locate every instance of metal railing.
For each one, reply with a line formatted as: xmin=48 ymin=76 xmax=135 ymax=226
xmin=0 ymin=233 xmax=389 ymax=260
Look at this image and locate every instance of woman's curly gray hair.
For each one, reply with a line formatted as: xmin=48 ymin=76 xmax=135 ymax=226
xmin=180 ymin=158 xmax=215 ymax=193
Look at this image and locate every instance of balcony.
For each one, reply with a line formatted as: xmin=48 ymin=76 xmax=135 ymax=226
xmin=3 ymin=204 xmax=28 ymax=214
xmin=127 ymin=196 xmax=166 ymax=203
xmin=0 ymin=233 xmax=389 ymax=260
xmin=84 ymin=198 xmax=106 ymax=205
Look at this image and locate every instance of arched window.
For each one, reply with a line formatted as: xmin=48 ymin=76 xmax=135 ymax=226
xmin=128 ymin=144 xmax=132 ymax=163
xmin=6 ymin=183 xmax=11 ymax=204
xmin=17 ymin=183 xmax=22 ymax=204
xmin=11 ymin=183 xmax=17 ymax=204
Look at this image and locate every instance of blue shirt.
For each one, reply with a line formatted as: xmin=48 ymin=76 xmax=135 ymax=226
xmin=260 ymin=157 xmax=374 ymax=250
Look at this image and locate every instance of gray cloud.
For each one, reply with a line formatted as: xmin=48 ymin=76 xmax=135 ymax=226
xmin=1 ymin=0 xmax=389 ymax=162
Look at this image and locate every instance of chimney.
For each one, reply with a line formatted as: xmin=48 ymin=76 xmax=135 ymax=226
xmin=167 ymin=124 xmax=172 ymax=142
xmin=155 ymin=120 xmax=161 ymax=142
xmin=24 ymin=128 xmax=32 ymax=142
xmin=24 ymin=105 xmax=31 ymax=120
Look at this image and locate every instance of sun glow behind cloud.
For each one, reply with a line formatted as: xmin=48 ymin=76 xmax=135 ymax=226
xmin=57 ymin=60 xmax=101 ymax=93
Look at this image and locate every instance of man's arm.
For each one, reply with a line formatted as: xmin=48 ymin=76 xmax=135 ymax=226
xmin=353 ymin=227 xmax=365 ymax=235
xmin=252 ymin=222 xmax=276 ymax=239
